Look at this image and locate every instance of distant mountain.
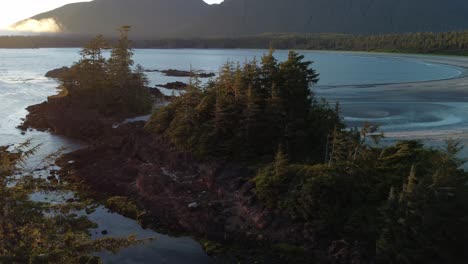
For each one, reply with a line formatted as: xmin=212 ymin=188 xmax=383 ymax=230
xmin=191 ymin=0 xmax=468 ymax=36
xmin=19 ymin=0 xmax=468 ymax=37
xmin=24 ymin=0 xmax=209 ymax=37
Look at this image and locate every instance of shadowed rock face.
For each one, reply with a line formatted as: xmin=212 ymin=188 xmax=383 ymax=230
xmin=23 ymin=0 xmax=468 ymax=37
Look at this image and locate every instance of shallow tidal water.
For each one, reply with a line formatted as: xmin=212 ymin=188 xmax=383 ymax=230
xmin=0 ymin=48 xmax=466 ymax=263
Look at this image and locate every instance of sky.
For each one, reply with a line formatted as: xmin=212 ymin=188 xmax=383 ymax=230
xmin=0 ymin=0 xmax=224 ymax=30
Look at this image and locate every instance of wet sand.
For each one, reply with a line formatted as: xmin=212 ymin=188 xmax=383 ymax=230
xmin=315 ymin=53 xmax=468 ymax=140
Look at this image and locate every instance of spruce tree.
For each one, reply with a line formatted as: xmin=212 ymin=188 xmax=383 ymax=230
xmin=277 ymin=51 xmax=319 ymax=159
xmin=77 ymin=35 xmax=108 ymax=109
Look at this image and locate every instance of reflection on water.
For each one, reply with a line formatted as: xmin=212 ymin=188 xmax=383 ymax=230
xmin=90 ymin=207 xmax=213 ymax=264
xmin=341 ymin=102 xmax=468 ymax=132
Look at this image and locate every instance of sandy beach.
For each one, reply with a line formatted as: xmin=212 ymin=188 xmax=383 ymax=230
xmin=315 ymin=53 xmax=468 ymax=141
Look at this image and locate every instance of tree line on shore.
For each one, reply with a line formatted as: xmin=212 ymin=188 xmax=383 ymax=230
xmin=138 ymin=31 xmax=468 ymax=55
xmin=3 ymin=31 xmax=468 ymax=55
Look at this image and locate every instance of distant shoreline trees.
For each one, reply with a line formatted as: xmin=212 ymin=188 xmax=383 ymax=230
xmin=2 ymin=31 xmax=468 ymax=55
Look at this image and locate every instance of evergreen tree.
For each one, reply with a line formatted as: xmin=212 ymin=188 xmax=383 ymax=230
xmin=59 ymin=28 xmax=151 ymax=115
xmin=146 ymin=50 xmax=338 ymax=163
xmin=108 ymin=25 xmax=134 ymax=111
xmin=277 ymin=51 xmax=319 ymax=159
xmin=76 ymin=35 xmax=108 ymax=109
xmin=108 ymin=25 xmax=134 ymax=83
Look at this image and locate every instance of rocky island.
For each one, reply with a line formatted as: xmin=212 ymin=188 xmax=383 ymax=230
xmin=156 ymin=81 xmax=188 ymax=90
xmin=20 ymin=32 xmax=468 ymax=264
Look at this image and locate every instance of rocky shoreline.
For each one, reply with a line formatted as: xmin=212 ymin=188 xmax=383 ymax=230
xmin=156 ymin=81 xmax=188 ymax=90
xmin=144 ymin=68 xmax=216 ymax=78
xmin=19 ymin=93 xmax=358 ymax=263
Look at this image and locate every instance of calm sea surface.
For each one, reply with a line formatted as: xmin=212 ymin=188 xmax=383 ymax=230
xmin=0 ymin=48 xmax=465 ymax=263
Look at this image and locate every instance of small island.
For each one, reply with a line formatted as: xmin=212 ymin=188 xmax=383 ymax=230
xmin=156 ymin=81 xmax=188 ymax=90
xmin=17 ymin=30 xmax=468 ymax=264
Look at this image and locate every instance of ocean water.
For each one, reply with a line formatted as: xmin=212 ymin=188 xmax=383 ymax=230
xmin=134 ymin=49 xmax=462 ymax=86
xmin=0 ymin=48 xmax=466 ymax=263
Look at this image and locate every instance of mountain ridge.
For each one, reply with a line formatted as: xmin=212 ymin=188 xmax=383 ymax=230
xmin=17 ymin=0 xmax=468 ymax=37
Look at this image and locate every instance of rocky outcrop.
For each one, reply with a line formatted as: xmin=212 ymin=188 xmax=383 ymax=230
xmin=54 ymin=121 xmax=324 ymax=260
xmin=19 ymin=95 xmax=117 ymax=142
xmin=45 ymin=66 xmax=71 ymax=79
xmin=21 ymin=87 xmax=360 ymax=263
xmin=156 ymin=81 xmax=188 ymax=90
xmin=160 ymin=69 xmax=215 ymax=78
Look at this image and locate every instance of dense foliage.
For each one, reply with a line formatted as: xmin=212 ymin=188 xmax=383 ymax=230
xmin=0 ymin=142 xmax=138 ymax=263
xmin=255 ymin=131 xmax=468 ymax=263
xmin=60 ymin=26 xmax=152 ymax=115
xmin=147 ymin=51 xmax=468 ymax=263
xmin=146 ymin=50 xmax=342 ymax=162
xmin=138 ymin=31 xmax=468 ymax=55
xmin=3 ymin=31 xmax=468 ymax=55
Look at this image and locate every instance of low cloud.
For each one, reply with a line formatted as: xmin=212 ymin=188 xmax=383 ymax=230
xmin=8 ymin=18 xmax=61 ymax=33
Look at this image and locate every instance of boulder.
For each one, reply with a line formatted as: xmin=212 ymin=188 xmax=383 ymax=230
xmin=160 ymin=69 xmax=216 ymax=78
xmin=188 ymin=202 xmax=200 ymax=209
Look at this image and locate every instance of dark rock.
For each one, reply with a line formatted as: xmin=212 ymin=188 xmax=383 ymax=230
xmin=188 ymin=202 xmax=200 ymax=209
xmin=45 ymin=66 xmax=71 ymax=79
xmin=156 ymin=81 xmax=188 ymax=90
xmin=149 ymin=87 xmax=164 ymax=97
xmin=18 ymin=96 xmax=119 ymax=142
xmin=47 ymin=175 xmax=56 ymax=181
xmin=143 ymin=69 xmax=160 ymax=73
xmin=197 ymin=72 xmax=216 ymax=78
xmin=101 ymin=230 xmax=108 ymax=235
xmin=161 ymin=69 xmax=192 ymax=77
xmin=160 ymin=69 xmax=215 ymax=78
xmin=149 ymin=87 xmax=175 ymax=101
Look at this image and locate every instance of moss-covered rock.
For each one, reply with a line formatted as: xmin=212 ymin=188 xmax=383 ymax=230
xmin=106 ymin=196 xmax=139 ymax=219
